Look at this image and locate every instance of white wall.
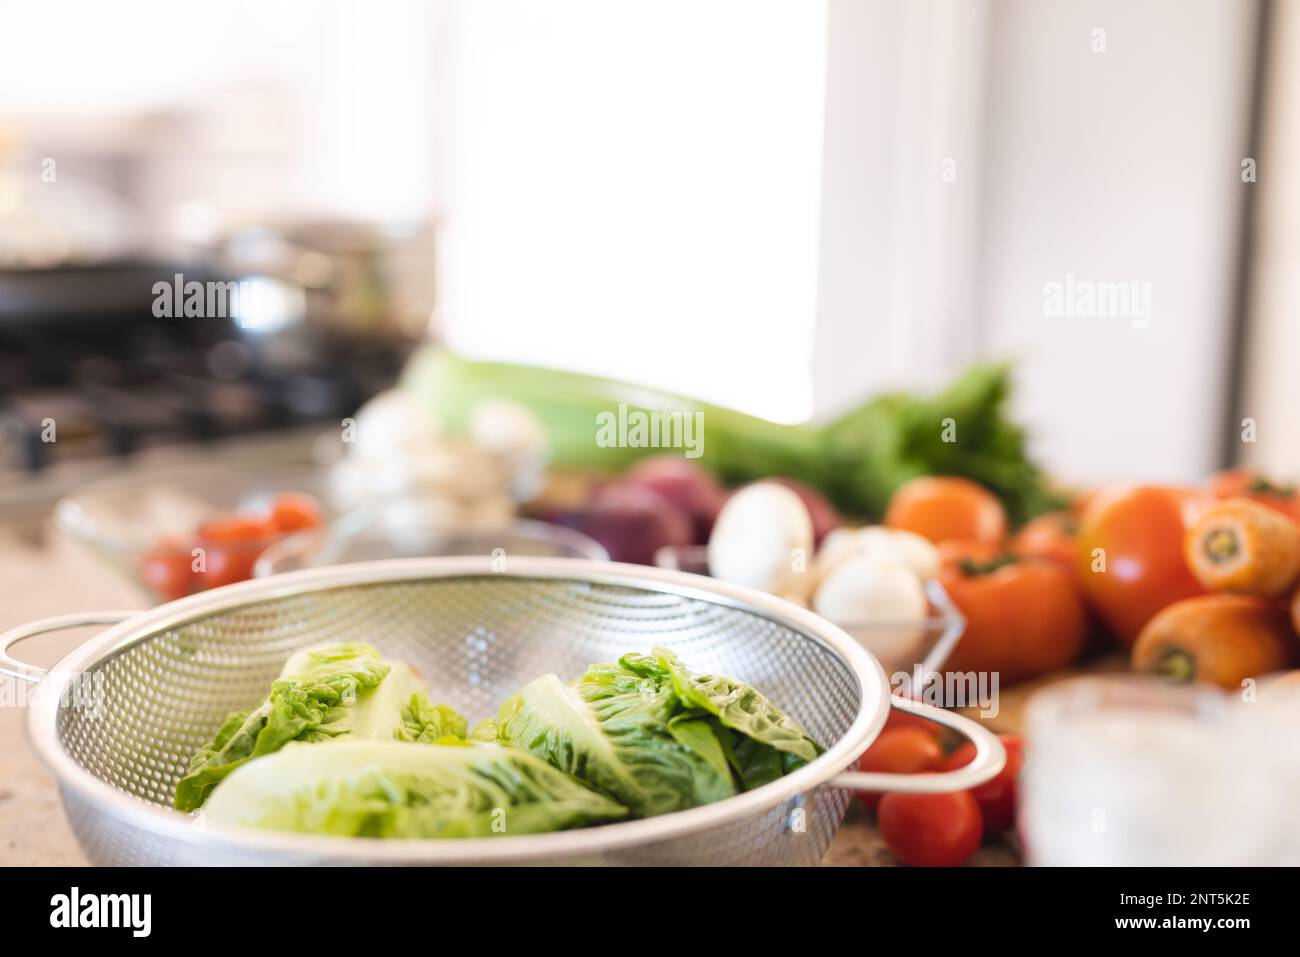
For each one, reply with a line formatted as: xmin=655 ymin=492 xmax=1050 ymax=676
xmin=814 ymin=0 xmax=990 ymax=415
xmin=1242 ymin=0 xmax=1300 ymax=476
xmin=974 ymin=0 xmax=1258 ymax=483
xmin=814 ymin=0 xmax=1259 ymax=484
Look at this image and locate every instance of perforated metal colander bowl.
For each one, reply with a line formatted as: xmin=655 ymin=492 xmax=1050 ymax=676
xmin=1 ymin=558 xmax=1003 ymax=866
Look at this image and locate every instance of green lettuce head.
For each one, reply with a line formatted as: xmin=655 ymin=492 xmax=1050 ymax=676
xmin=201 ymin=740 xmax=628 ymax=838
xmin=174 ymin=642 xmax=465 ymax=811
xmin=496 ymin=647 xmax=821 ymax=818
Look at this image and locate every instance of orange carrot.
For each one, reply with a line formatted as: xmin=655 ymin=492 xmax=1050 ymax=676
xmin=1184 ymin=498 xmax=1300 ymax=597
xmin=1132 ymin=594 xmax=1295 ymax=689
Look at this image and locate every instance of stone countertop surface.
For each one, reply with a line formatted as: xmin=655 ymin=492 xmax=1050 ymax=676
xmin=0 ymin=519 xmax=1020 ymax=868
xmin=0 ymin=523 xmax=146 ymax=867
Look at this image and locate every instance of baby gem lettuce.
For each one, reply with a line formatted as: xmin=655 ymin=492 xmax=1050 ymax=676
xmin=179 ymin=642 xmax=822 ymax=838
xmin=175 ymin=642 xmax=464 ymax=811
xmin=496 ymin=647 xmax=821 ymax=817
xmin=202 ymin=740 xmax=627 ymax=837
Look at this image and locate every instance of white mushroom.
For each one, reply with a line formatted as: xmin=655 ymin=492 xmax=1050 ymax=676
xmin=864 ymin=527 xmax=940 ymax=580
xmin=708 ymin=482 xmax=814 ymax=596
xmin=349 ymin=389 xmax=441 ymax=461
xmin=469 ymin=399 xmax=545 ymax=462
xmin=813 ymin=554 xmax=927 ymax=625
xmin=812 ymin=525 xmax=940 ymax=587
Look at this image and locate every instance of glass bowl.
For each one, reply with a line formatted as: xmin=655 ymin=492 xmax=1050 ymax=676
xmin=55 ymin=463 xmax=330 ymax=603
xmin=254 ymin=501 xmax=608 ymax=575
xmin=654 ymin=543 xmax=964 ymax=684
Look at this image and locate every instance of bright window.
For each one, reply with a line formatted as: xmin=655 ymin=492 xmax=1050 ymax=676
xmin=437 ymin=0 xmax=828 ymax=423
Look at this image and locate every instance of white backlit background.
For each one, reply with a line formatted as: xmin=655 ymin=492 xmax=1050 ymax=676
xmin=2 ymin=0 xmax=1294 ymax=481
xmin=436 ymin=0 xmax=827 ymax=424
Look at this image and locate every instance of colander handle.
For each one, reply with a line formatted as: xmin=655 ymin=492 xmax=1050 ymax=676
xmin=830 ymin=695 xmax=1007 ymax=793
xmin=0 ymin=611 xmax=134 ymax=684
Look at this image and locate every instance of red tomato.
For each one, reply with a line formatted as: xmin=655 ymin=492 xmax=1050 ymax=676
xmin=883 ymin=705 xmax=945 ymax=736
xmin=270 ymin=492 xmax=323 ymax=534
xmin=941 ymin=734 xmax=1023 ymax=833
xmin=198 ymin=514 xmax=273 ymax=543
xmin=878 ymin=791 xmax=984 ymax=867
xmin=855 ymin=727 xmax=945 ymax=810
xmin=198 ymin=543 xmax=262 ymax=589
xmin=194 ymin=510 xmax=274 ymax=590
xmin=1074 ymin=485 xmax=1207 ymax=645
xmin=937 ymin=542 xmax=1088 ymax=684
xmin=1012 ymin=512 xmax=1078 ymax=571
xmin=943 ymin=734 xmax=1024 ymax=769
xmin=138 ymin=546 xmax=195 ymax=602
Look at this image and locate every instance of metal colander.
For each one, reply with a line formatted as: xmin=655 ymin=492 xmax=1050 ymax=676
xmin=2 ymin=558 xmax=1003 ymax=866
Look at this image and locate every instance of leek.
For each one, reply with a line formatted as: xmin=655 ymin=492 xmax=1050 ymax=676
xmin=402 ymin=347 xmax=1060 ymax=524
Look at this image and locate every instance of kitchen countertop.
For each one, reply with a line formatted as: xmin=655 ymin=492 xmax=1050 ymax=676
xmin=0 ymin=513 xmax=1021 ymax=868
xmin=0 ymin=522 xmax=144 ymax=866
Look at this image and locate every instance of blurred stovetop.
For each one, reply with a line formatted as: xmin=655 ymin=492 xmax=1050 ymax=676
xmin=0 ymin=260 xmax=412 ymax=494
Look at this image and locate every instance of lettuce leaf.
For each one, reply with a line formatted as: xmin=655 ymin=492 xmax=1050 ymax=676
xmin=181 ymin=642 xmax=822 ymax=831
xmin=497 ymin=670 xmax=735 ymax=818
xmin=469 ymin=718 xmax=499 ymax=742
xmin=201 ymin=740 xmax=628 ymax=838
xmin=175 ymin=643 xmax=465 ymax=811
xmin=397 ymin=693 xmax=469 ymax=743
xmin=646 ymin=648 xmax=822 ymax=771
xmin=496 ymin=649 xmax=820 ymax=817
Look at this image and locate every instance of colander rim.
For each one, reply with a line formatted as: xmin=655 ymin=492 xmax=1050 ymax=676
xmin=27 ymin=557 xmax=888 ymax=863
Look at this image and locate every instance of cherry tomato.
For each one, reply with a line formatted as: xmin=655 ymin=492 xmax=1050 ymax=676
xmin=1075 ymin=485 xmax=1207 ymax=645
xmin=1012 ymin=512 xmax=1077 ymax=571
xmin=270 ymin=492 xmax=323 ymax=534
xmin=942 ymin=734 xmax=1023 ymax=833
xmin=138 ymin=545 xmax=195 ymax=602
xmin=943 ymin=734 xmax=1024 ymax=768
xmin=883 ymin=705 xmax=945 ymax=735
xmin=878 ymin=790 xmax=984 ymax=867
xmin=937 ymin=542 xmax=1088 ymax=684
xmin=885 ymin=476 xmax=1007 ymax=546
xmin=855 ymin=726 xmax=945 ymax=810
xmin=198 ymin=542 xmax=262 ymax=589
xmin=198 ymin=514 xmax=274 ymax=543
